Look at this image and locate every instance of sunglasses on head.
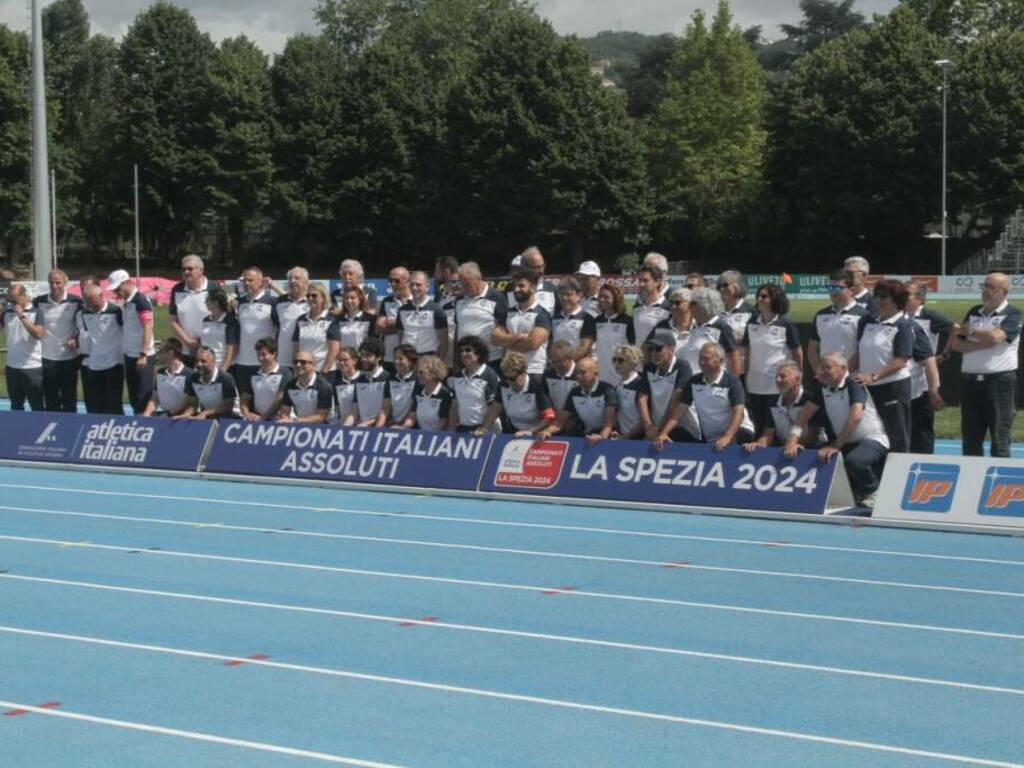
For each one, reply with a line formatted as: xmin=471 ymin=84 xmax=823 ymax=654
xmin=826 ymin=284 xmax=845 ymax=293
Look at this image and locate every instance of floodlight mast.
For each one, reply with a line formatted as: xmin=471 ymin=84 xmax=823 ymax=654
xmin=935 ymin=59 xmax=953 ymax=276
xmin=31 ymin=0 xmax=53 ymax=281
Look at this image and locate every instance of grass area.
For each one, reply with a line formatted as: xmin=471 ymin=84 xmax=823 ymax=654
xmin=2 ymin=302 xmax=1015 ymax=442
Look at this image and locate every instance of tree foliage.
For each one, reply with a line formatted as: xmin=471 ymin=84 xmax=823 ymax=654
xmin=646 ymin=1 xmax=766 ymax=251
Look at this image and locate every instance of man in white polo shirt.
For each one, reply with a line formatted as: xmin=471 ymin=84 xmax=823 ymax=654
xmin=241 ymin=337 xmax=291 ymax=421
xmin=168 ymin=254 xmax=209 ymax=364
xmin=2 ymin=283 xmax=45 ymax=410
xmin=397 ymin=270 xmax=448 ymax=358
xmin=234 ymin=266 xmax=279 ymax=399
xmin=455 ymin=262 xmax=507 ymax=367
xmin=108 ymin=269 xmax=156 ymax=415
xmin=577 ymin=261 xmax=602 ymax=317
xmin=951 ymin=272 xmax=1021 ymax=457
xmin=492 ymin=267 xmax=552 ymax=376
xmin=180 ymin=346 xmax=238 ymax=420
xmin=784 ymin=352 xmax=889 ymax=509
xmin=78 ymin=284 xmax=125 ymax=415
xmin=272 ymin=267 xmax=310 ymax=368
xmin=808 ymin=269 xmax=869 ymax=371
xmin=32 ymin=269 xmax=83 ymax=412
xmin=277 ymin=351 xmax=333 ymax=423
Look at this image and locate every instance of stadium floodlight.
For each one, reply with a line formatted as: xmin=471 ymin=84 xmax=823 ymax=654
xmin=935 ymin=59 xmax=954 ymax=275
xmin=30 ymin=0 xmax=53 ymax=281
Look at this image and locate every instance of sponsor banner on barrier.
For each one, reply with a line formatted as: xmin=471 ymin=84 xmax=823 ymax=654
xmin=937 ymin=274 xmax=1024 ymax=298
xmin=0 ymin=412 xmax=215 ymax=472
xmin=205 ymin=422 xmax=492 ymax=491
xmin=875 ymin=454 xmax=1024 ymax=530
xmin=480 ymin=436 xmax=854 ymax=514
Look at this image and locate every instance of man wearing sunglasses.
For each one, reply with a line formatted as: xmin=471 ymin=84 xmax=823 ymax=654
xmin=376 ymin=267 xmax=413 ymax=368
xmin=168 ymin=255 xmax=209 ymax=365
xmin=807 ymin=269 xmax=869 ymax=373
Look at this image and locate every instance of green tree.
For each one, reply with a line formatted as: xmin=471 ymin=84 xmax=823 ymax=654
xmin=900 ymin=0 xmax=1024 ymax=40
xmin=646 ymin=1 xmax=766 ymax=250
xmin=210 ymin=36 xmax=274 ymax=265
xmin=445 ymin=9 xmax=649 ymax=266
xmin=314 ymin=0 xmax=422 ymax=55
xmin=269 ymin=33 xmax=349 ymax=256
xmin=948 ymin=30 xmax=1024 ymax=232
xmin=766 ymin=7 xmax=946 ymax=267
xmin=119 ymin=2 xmax=218 ymax=259
xmin=0 ymin=25 xmax=30 ymax=265
xmin=618 ymin=34 xmax=676 ymax=118
xmin=781 ymin=0 xmax=867 ymax=53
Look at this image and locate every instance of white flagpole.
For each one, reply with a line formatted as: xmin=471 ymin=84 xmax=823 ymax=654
xmin=30 ymin=0 xmax=53 ymax=280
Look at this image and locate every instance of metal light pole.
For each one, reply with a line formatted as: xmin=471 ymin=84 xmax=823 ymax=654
xmin=30 ymin=0 xmax=53 ymax=280
xmin=50 ymin=169 xmax=57 ymax=269
xmin=134 ymin=164 xmax=141 ymax=278
xmin=935 ymin=59 xmax=953 ymax=276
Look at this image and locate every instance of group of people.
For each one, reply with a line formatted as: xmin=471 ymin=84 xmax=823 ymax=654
xmin=3 ymin=250 xmax=1020 ymax=508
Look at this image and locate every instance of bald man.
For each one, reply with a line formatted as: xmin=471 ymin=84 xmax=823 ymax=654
xmin=952 ymin=272 xmax=1021 ymax=457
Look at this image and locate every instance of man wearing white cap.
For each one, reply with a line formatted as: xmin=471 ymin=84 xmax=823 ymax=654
xmin=108 ymin=269 xmax=156 ymax=414
xmin=577 ymin=261 xmax=602 ymax=317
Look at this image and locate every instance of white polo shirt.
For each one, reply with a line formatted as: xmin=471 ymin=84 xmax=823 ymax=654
xmin=501 ymin=301 xmax=552 ymax=374
xmin=810 ymin=301 xmax=869 ymax=362
xmin=447 ymin=364 xmax=500 ymax=427
xmin=961 ymin=301 xmax=1022 ymax=375
xmin=292 ymin=311 xmax=333 ymax=369
xmin=155 ymin=363 xmax=192 ymax=414
xmin=169 ymin=278 xmax=210 ymax=341
xmin=811 ymin=375 xmax=888 ymax=448
xmin=2 ymin=306 xmax=43 ymax=370
xmin=250 ymin=364 xmax=290 ymax=415
xmin=565 ymin=381 xmax=618 ymax=434
xmin=78 ymin=302 xmax=123 ymax=372
xmin=187 ymin=368 xmax=239 ymax=414
xmin=745 ymin=315 xmax=801 ymax=395
xmin=632 ymin=295 xmax=672 ymax=349
xmin=682 ymin=370 xmax=754 ymax=442
xmin=32 ymin=291 xmax=82 ymax=362
xmin=329 ymin=370 xmax=358 ymax=424
xmin=397 ymin=297 xmax=448 ymax=354
xmin=200 ymin=313 xmax=241 ymax=368
xmin=273 ymin=296 xmax=309 ymax=367
xmin=856 ymin=313 xmax=914 ymax=385
xmin=236 ymin=291 xmax=278 ymax=366
xmin=543 ymin=362 xmax=577 ymax=413
xmin=353 ymin=367 xmax=390 ymax=422
xmin=386 ymin=371 xmax=418 ymax=423
xmin=412 ymin=381 xmax=455 ymax=431
xmin=456 ymin=287 xmax=507 ymax=361
xmin=121 ymin=288 xmax=156 ymax=358
xmin=283 ymin=374 xmax=334 ymax=418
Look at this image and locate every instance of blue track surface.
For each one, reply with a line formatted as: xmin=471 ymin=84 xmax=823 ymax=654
xmin=0 ymin=465 xmax=1023 ymax=766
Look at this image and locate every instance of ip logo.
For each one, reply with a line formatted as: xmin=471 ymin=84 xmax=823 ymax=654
xmin=901 ymin=463 xmax=958 ymax=513
xmin=979 ymin=467 xmax=1024 ymax=518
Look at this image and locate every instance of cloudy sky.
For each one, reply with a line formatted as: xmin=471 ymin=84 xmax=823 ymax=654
xmin=0 ymin=0 xmax=900 ymax=55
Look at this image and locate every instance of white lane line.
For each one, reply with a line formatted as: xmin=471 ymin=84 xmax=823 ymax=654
xmin=0 ymin=635 xmax=1020 ymax=768
xmin=2 ymin=537 xmax=1020 ymax=642
xmin=0 ymin=699 xmax=401 ymax=766
xmin=0 ymin=481 xmax=1020 ymax=568
xmin=0 ymin=520 xmax=1021 ymax=600
xmin=3 ymin=576 xmax=1024 ymax=698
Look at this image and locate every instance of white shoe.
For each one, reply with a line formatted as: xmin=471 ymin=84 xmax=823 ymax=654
xmin=859 ymin=493 xmax=877 ymax=510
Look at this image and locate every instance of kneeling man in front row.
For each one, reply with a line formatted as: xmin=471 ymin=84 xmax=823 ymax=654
xmin=784 ymin=352 xmax=889 ymax=509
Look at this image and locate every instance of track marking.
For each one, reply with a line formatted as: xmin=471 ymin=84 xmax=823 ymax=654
xmin=1 ymin=536 xmax=1022 ymax=640
xmin=5 ymin=701 xmax=60 ymax=717
xmin=1 ymin=483 xmax=1021 ymax=567
xmin=0 ymin=699 xmax=401 ymax=766
xmin=2 ymin=578 xmax=1023 ymax=696
xmin=0 ymin=518 xmax=1020 ymax=599
xmin=0 ymin=632 xmax=1021 ymax=768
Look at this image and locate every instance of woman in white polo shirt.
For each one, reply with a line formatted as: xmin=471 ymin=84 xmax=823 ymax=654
xmin=292 ymin=283 xmax=333 ymax=371
xmin=743 ymin=283 xmax=802 ymax=437
xmin=854 ymin=279 xmax=914 ymax=453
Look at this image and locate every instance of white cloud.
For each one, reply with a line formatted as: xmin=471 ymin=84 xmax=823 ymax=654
xmin=0 ymin=0 xmax=900 ymax=54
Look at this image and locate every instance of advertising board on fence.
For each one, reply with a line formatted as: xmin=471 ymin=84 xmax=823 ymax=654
xmin=875 ymin=454 xmax=1024 ymax=531
xmin=479 ymin=436 xmax=854 ymax=514
xmin=205 ymin=422 xmax=492 ymax=492
xmin=0 ymin=411 xmax=215 ymax=472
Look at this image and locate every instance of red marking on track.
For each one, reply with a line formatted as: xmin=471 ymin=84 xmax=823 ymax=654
xmin=541 ymin=586 xmax=578 ymax=595
xmin=223 ymin=654 xmax=270 ymax=667
xmin=398 ymin=617 xmax=439 ymax=628
xmin=661 ymin=561 xmax=691 ymax=569
xmin=4 ymin=702 xmax=61 ymax=717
